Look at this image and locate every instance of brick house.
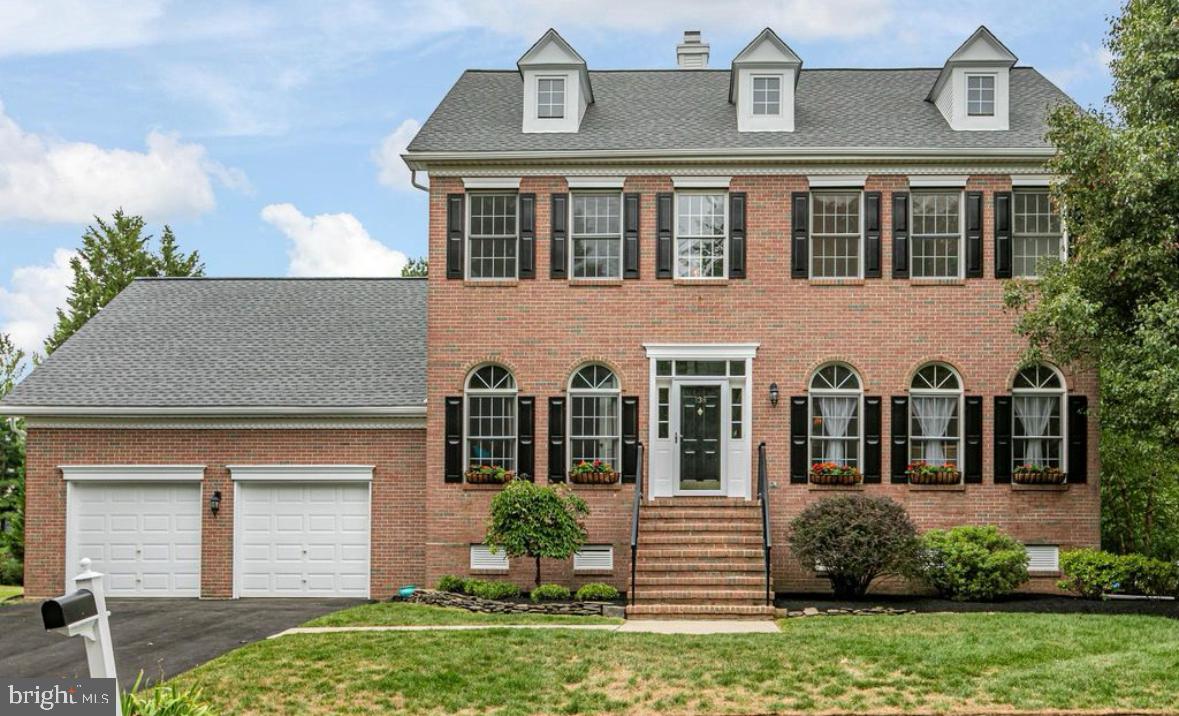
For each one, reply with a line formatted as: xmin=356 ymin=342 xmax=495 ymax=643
xmin=3 ymin=26 xmax=1097 ymax=618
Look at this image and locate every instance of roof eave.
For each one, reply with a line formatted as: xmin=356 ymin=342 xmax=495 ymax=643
xmin=0 ymin=404 xmax=428 ymax=418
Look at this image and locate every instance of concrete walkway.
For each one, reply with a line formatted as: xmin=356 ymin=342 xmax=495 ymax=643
xmin=273 ymin=619 xmax=781 ymax=637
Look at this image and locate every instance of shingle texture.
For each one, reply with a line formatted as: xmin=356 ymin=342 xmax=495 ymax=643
xmin=408 ymin=68 xmax=1071 ymax=153
xmin=2 ymin=278 xmax=426 ymax=409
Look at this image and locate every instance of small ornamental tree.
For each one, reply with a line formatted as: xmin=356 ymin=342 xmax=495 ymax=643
xmin=788 ymin=495 xmax=921 ymax=598
xmin=485 ymin=480 xmax=589 ymax=588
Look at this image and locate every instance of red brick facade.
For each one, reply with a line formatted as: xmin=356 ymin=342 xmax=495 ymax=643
xmin=424 ymin=173 xmax=1100 ymax=594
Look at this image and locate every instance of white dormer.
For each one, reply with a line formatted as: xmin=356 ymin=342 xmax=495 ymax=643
xmin=518 ymin=29 xmax=593 ymax=134
xmin=730 ymin=28 xmax=802 ymax=133
xmin=928 ymin=26 xmax=1017 ymax=131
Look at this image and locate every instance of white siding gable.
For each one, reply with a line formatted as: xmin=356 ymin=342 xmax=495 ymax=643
xmin=929 ymin=26 xmax=1016 ymax=132
xmin=730 ymin=28 xmax=801 ymax=133
xmin=518 ymin=29 xmax=592 ymax=134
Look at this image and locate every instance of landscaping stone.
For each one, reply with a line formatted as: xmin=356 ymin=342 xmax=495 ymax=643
xmin=407 ymin=589 xmax=615 ymax=617
xmin=782 ymin=605 xmax=915 ymax=619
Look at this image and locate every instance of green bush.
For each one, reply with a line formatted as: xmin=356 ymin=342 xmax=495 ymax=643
xmin=1118 ymin=553 xmax=1179 ymax=596
xmin=436 ymin=574 xmax=467 ymax=593
xmin=121 ymin=672 xmax=218 ymax=716
xmin=486 ymin=480 xmax=589 ymax=588
xmin=0 ymin=550 xmax=22 ymax=586
xmin=1058 ymin=549 xmax=1179 ymax=598
xmin=529 ymin=583 xmax=571 ymax=603
xmin=788 ymin=495 xmax=922 ymax=598
xmin=574 ymin=582 xmax=619 ymax=601
xmin=464 ymin=579 xmax=520 ymax=600
xmin=919 ymin=525 xmax=1029 ymax=601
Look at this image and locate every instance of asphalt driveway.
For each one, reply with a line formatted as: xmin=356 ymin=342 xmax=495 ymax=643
xmin=0 ymin=597 xmax=363 ymax=684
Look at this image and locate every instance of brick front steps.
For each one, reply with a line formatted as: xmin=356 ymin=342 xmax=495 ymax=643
xmin=627 ymin=498 xmax=773 ymax=620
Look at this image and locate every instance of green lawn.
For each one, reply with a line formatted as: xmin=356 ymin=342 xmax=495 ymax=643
xmin=303 ymin=601 xmax=623 ymax=627
xmin=174 ymin=613 xmax=1179 ymax=715
xmin=0 ymin=585 xmax=22 ymax=604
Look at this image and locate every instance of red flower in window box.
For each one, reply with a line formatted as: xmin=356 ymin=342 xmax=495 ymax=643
xmin=809 ymin=462 xmax=862 ymax=486
xmin=465 ymin=464 xmax=515 ymax=484
xmin=569 ymin=460 xmax=619 ymax=484
xmin=905 ymin=461 xmax=961 ymax=485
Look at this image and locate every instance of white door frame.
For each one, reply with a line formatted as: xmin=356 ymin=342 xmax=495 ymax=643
xmin=672 ymin=378 xmax=728 ymax=496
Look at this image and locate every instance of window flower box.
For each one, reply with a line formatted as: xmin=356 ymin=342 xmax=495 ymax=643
xmin=465 ymin=465 xmax=515 ymax=484
xmin=569 ymin=460 xmax=619 ymax=485
xmin=906 ymin=461 xmax=961 ymax=485
xmin=809 ymin=462 xmax=862 ymax=486
xmin=1013 ymin=465 xmax=1066 ymax=485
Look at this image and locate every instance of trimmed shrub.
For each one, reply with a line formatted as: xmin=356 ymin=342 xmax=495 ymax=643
xmin=436 ymin=574 xmax=467 ymax=593
xmin=788 ymin=495 xmax=921 ymax=598
xmin=1061 ymin=549 xmax=1179 ymax=598
xmin=529 ymin=583 xmax=572 ymax=603
xmin=919 ymin=525 xmax=1029 ymax=601
xmin=464 ymin=579 xmax=520 ymax=600
xmin=575 ymin=582 xmax=620 ymax=601
xmin=1118 ymin=553 xmax=1179 ymax=596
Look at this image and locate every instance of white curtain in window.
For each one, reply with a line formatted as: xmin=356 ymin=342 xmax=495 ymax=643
xmin=819 ymin=396 xmax=856 ymax=464
xmin=913 ymin=396 xmax=954 ymax=465
xmin=1014 ymin=396 xmax=1055 ymax=466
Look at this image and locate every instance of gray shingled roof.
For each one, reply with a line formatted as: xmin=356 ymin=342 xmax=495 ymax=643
xmin=407 ymin=68 xmax=1072 ymax=154
xmin=1 ymin=278 xmax=426 ymax=411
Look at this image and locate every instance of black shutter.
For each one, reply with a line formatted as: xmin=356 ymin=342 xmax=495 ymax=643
xmin=966 ymin=191 xmax=983 ymax=278
xmin=623 ymin=192 xmax=640 ymax=279
xmin=790 ymin=396 xmax=808 ymax=483
xmin=519 ymin=193 xmax=536 ymax=279
xmin=964 ymin=396 xmax=983 ymax=483
xmin=1067 ymin=395 xmax=1088 ymax=483
xmin=864 ymin=191 xmax=882 ymax=278
xmin=656 ymin=192 xmax=673 ymax=278
xmin=994 ymin=191 xmax=1013 ymax=278
xmin=890 ymin=395 xmax=909 ymax=483
xmin=791 ymin=192 xmax=809 ymax=279
xmin=517 ymin=396 xmax=535 ymax=481
xmin=621 ymin=396 xmax=640 ymax=483
xmin=444 ymin=396 xmax=463 ymax=482
xmin=729 ymin=192 xmax=747 ymax=279
xmin=446 ymin=194 xmax=464 ymax=279
xmin=863 ymin=396 xmax=882 ymax=483
xmin=550 ymin=193 xmax=568 ymax=279
xmin=892 ymin=192 xmax=909 ymax=279
xmin=548 ymin=397 xmax=566 ymax=483
xmin=994 ymin=396 xmax=1012 ymax=483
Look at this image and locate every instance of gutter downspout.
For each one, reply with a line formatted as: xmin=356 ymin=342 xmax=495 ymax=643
xmin=410 ymin=169 xmax=429 ymax=192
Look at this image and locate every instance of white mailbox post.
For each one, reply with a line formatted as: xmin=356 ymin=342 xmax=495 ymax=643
xmin=41 ymin=558 xmax=122 ymax=715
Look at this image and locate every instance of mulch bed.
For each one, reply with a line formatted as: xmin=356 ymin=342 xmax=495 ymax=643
xmin=775 ymin=591 xmax=1179 ymax=618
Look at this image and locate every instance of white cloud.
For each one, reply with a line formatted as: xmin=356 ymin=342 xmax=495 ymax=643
xmin=0 ymin=248 xmax=74 ymax=355
xmin=1045 ymin=42 xmax=1115 ymax=93
xmin=261 ymin=203 xmax=408 ymax=277
xmin=0 ymin=0 xmax=164 ymax=56
xmin=374 ymin=119 xmax=424 ymax=192
xmin=0 ymin=102 xmax=247 ymax=223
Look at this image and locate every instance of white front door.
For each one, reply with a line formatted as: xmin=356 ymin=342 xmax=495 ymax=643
xmin=67 ymin=482 xmax=202 ymax=597
xmin=235 ymin=481 xmax=371 ymax=598
xmin=673 ymin=380 xmax=727 ymax=494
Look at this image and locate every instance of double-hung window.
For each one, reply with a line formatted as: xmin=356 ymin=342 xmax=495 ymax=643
xmin=468 ymin=193 xmax=518 ymax=279
xmin=675 ymin=192 xmax=726 ymax=279
xmin=909 ymin=363 xmax=962 ymax=469
xmin=537 ymin=77 xmax=565 ymax=119
xmin=808 ymin=364 xmax=862 ymax=468
xmin=465 ymin=365 xmax=517 ymax=472
xmin=911 ymin=192 xmax=962 ymax=279
xmin=811 ymin=192 xmax=862 ymax=278
xmin=571 ymin=193 xmax=622 ymax=279
xmin=967 ymin=74 xmax=995 ymax=116
xmin=1013 ymin=190 xmax=1063 ymax=278
xmin=1012 ymin=364 xmax=1065 ymax=471
xmin=752 ymin=76 xmax=781 ymax=115
xmin=568 ymin=364 xmax=621 ymax=470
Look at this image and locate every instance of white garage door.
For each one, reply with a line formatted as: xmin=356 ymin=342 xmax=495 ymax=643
xmin=236 ymin=482 xmax=370 ymax=597
xmin=67 ymin=482 xmax=202 ymax=597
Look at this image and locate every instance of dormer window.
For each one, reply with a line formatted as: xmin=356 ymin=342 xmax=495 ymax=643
xmin=752 ymin=76 xmax=781 ymax=116
xmin=537 ymin=77 xmax=565 ymax=119
xmin=967 ymin=74 xmax=995 ymax=116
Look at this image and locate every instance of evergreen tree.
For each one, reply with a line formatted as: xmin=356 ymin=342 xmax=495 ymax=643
xmin=401 ymin=257 xmax=428 ymax=277
xmin=0 ymin=334 xmax=26 ymax=582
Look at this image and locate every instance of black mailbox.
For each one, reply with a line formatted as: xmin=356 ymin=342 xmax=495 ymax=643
xmin=41 ymin=589 xmax=97 ymax=630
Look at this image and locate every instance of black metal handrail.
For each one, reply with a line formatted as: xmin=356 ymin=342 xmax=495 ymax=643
xmin=629 ymin=442 xmax=644 ymax=607
xmin=757 ymin=441 xmax=772 ymax=606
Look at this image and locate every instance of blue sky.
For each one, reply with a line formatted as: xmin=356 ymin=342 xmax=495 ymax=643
xmin=0 ymin=0 xmax=1119 ymax=355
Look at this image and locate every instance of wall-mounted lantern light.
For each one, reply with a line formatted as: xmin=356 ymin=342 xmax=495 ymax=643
xmin=209 ymin=490 xmax=222 ymax=515
xmin=769 ymin=382 xmax=780 ymax=407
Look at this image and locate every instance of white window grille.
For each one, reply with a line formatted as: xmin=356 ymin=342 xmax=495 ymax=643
xmin=568 ymin=364 xmax=621 ymax=469
xmin=1012 ymin=364 xmax=1065 ymax=471
xmin=911 ymin=192 xmax=962 ymax=278
xmin=675 ymin=193 xmax=727 ymax=278
xmin=468 ymin=193 xmax=518 ymax=279
xmin=811 ymin=192 xmax=862 ymax=278
xmin=752 ymin=75 xmax=781 ymax=115
xmin=571 ymin=194 xmax=622 ymax=278
xmin=537 ymin=77 xmax=565 ymax=119
xmin=1013 ymin=190 xmax=1063 ymax=278
xmin=967 ymin=74 xmax=995 ymax=116
xmin=465 ymin=365 xmax=517 ymax=472
xmin=809 ymin=363 xmax=862 ymax=468
xmin=909 ymin=363 xmax=962 ymax=470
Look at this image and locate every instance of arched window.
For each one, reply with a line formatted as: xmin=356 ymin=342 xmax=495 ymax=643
xmin=909 ymin=363 xmax=962 ymax=467
xmin=1012 ymin=364 xmax=1065 ymax=470
xmin=809 ymin=363 xmax=862 ymax=467
xmin=568 ymin=364 xmax=621 ymax=469
xmin=465 ymin=365 xmax=517 ymax=470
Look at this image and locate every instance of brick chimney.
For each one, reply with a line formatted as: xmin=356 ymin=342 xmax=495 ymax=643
xmin=676 ymin=30 xmax=709 ymax=68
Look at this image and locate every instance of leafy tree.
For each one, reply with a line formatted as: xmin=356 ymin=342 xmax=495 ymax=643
xmin=1101 ymin=432 xmax=1179 ymax=560
xmin=0 ymin=334 xmax=26 ymax=583
xmin=401 ymin=257 xmax=427 ymax=278
xmin=45 ymin=210 xmax=204 ymax=354
xmin=485 ymin=480 xmax=589 ymax=587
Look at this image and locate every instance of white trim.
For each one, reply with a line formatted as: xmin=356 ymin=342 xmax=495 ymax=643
xmin=60 ymin=465 xmax=206 ymax=482
xmin=462 ymin=177 xmax=522 ymax=190
xmin=808 ymin=175 xmax=867 ymax=188
xmin=908 ymin=175 xmax=969 ymax=188
xmin=25 ymin=416 xmax=426 ymax=430
xmin=228 ymin=465 xmax=374 ymax=482
xmin=1 ymin=405 xmax=426 ymax=417
xmin=1011 ymin=174 xmax=1054 ymax=187
xmin=566 ymin=176 xmax=625 ymax=189
xmin=644 ymin=343 xmax=759 ymax=360
xmin=672 ymin=176 xmax=732 ymax=189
